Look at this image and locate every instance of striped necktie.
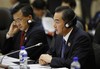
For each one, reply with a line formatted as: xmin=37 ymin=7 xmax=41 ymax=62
xmin=61 ymin=39 xmax=66 ymax=58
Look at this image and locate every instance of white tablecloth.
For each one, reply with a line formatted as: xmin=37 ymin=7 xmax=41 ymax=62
xmin=0 ymin=56 xmax=68 ymax=69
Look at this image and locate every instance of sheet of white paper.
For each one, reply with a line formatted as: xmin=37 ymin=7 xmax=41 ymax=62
xmin=0 ymin=56 xmax=19 ymax=65
xmin=42 ymin=17 xmax=55 ymax=33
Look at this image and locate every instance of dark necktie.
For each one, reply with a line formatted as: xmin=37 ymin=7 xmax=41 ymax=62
xmin=61 ymin=39 xmax=67 ymax=58
xmin=20 ymin=31 xmax=25 ymax=47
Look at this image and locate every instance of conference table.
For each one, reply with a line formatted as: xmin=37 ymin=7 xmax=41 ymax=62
xmin=0 ymin=56 xmax=68 ymax=69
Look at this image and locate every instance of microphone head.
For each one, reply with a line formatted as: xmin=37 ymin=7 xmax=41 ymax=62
xmin=36 ymin=43 xmax=42 ymax=46
xmin=65 ymin=23 xmax=69 ymax=28
xmin=28 ymin=20 xmax=32 ymax=24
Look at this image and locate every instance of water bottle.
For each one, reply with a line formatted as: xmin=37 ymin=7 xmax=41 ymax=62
xmin=71 ymin=57 xmax=81 ymax=69
xmin=19 ymin=46 xmax=28 ymax=69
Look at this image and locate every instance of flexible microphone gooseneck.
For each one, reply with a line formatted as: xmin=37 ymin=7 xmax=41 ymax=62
xmin=0 ymin=42 xmax=42 ymax=64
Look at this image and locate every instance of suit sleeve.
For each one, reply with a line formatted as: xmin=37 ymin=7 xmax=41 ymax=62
xmin=1 ymin=33 xmax=18 ymax=54
xmin=25 ymin=28 xmax=49 ymax=60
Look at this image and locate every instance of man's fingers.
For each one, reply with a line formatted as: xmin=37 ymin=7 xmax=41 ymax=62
xmin=39 ymin=59 xmax=47 ymax=65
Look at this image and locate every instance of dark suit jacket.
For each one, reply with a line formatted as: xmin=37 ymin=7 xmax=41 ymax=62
xmin=93 ymin=42 xmax=100 ymax=69
xmin=94 ymin=23 xmax=100 ymax=44
xmin=2 ymin=22 xmax=49 ymax=61
xmin=48 ymin=27 xmax=95 ymax=69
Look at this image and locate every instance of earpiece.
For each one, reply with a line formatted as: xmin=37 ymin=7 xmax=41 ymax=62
xmin=27 ymin=19 xmax=32 ymax=24
xmin=65 ymin=15 xmax=76 ymax=28
xmin=65 ymin=23 xmax=69 ymax=28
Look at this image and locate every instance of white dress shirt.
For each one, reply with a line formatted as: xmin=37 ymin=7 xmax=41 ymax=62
xmin=63 ymin=28 xmax=73 ymax=43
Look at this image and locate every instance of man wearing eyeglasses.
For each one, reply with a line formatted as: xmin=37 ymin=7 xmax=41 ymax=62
xmin=1 ymin=4 xmax=49 ymax=61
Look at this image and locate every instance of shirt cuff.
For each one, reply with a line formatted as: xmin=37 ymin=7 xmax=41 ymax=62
xmin=6 ymin=33 xmax=14 ymax=39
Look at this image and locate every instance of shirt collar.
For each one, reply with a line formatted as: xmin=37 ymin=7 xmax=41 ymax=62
xmin=63 ymin=28 xmax=73 ymax=42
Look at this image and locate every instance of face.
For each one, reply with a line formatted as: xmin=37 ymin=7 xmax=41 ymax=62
xmin=54 ymin=12 xmax=71 ymax=36
xmin=53 ymin=12 xmax=65 ymax=35
xmin=13 ymin=10 xmax=29 ymax=31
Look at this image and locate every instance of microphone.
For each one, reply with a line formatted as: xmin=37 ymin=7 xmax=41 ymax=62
xmin=0 ymin=42 xmax=42 ymax=64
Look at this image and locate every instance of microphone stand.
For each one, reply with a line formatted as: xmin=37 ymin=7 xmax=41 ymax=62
xmin=0 ymin=42 xmax=42 ymax=64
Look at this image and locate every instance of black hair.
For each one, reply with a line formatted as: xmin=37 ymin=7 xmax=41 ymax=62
xmin=55 ymin=6 xmax=77 ymax=27
xmin=12 ymin=4 xmax=34 ymax=19
xmin=31 ymin=0 xmax=47 ymax=10
xmin=11 ymin=4 xmax=28 ymax=15
xmin=62 ymin=0 xmax=76 ymax=9
xmin=21 ymin=5 xmax=34 ymax=18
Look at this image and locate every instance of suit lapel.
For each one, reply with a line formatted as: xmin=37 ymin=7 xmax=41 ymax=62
xmin=64 ymin=27 xmax=78 ymax=57
xmin=23 ymin=24 xmax=34 ymax=45
xmin=57 ymin=36 xmax=71 ymax=58
xmin=55 ymin=35 xmax=63 ymax=57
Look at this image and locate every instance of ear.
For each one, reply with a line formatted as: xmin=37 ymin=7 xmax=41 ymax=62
xmin=28 ymin=15 xmax=32 ymax=20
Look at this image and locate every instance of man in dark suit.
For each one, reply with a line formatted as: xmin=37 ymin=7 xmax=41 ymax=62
xmin=0 ymin=8 xmax=12 ymax=50
xmin=39 ymin=6 xmax=95 ymax=69
xmin=1 ymin=5 xmax=49 ymax=61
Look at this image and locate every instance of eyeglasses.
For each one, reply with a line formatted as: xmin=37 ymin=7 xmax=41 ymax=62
xmin=14 ymin=18 xmax=24 ymax=23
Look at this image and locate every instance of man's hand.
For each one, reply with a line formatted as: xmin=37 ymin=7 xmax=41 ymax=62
xmin=7 ymin=21 xmax=19 ymax=37
xmin=39 ymin=54 xmax=52 ymax=65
